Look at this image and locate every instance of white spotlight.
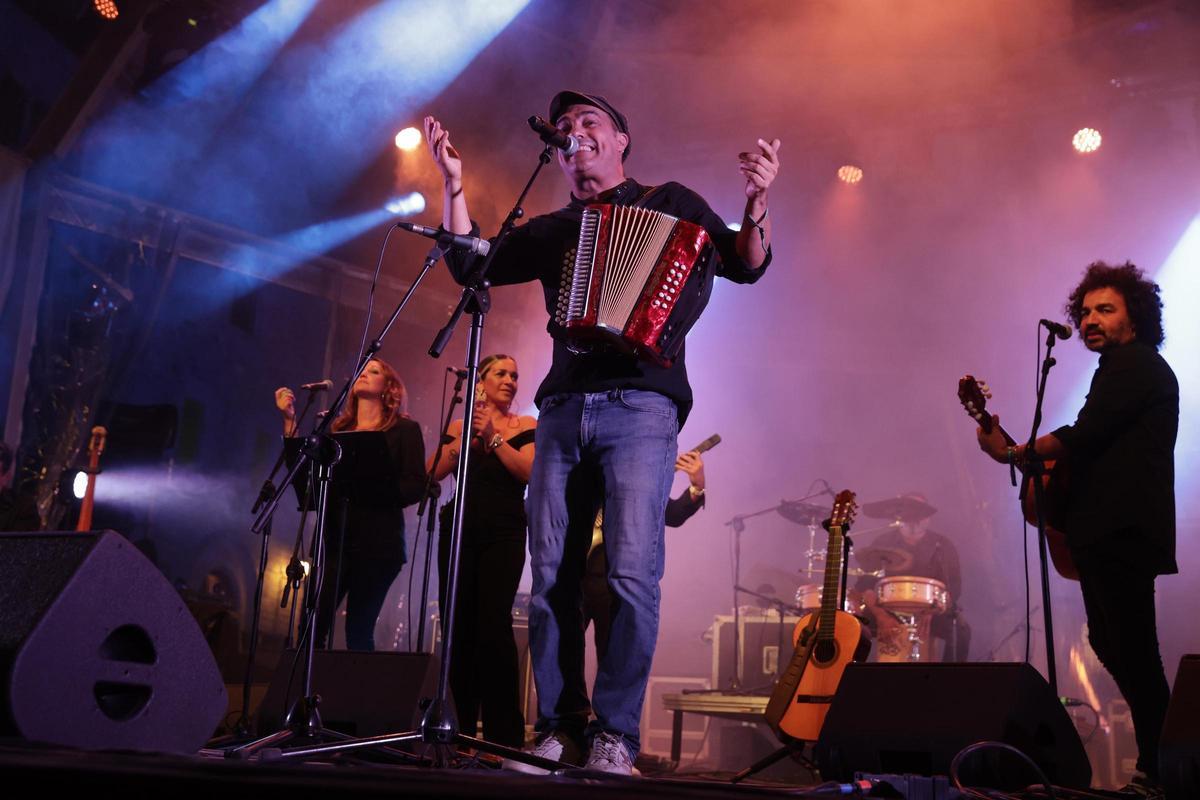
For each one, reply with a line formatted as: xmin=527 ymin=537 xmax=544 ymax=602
xmin=394 ymin=127 xmax=422 ymax=151
xmin=1073 ymin=127 xmax=1102 ymax=154
xmin=385 ymin=192 xmax=426 ymax=216
xmin=73 ymin=470 xmax=89 ymax=500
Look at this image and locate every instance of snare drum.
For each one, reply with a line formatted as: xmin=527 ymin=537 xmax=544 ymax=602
xmin=876 ymin=576 xmax=948 ymax=615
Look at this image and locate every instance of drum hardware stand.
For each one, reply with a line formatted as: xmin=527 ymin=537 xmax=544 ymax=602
xmin=1017 ymin=326 xmax=1063 ymax=696
xmin=248 ymin=145 xmax=567 ymax=771
xmin=413 ymin=369 xmax=467 ymax=653
xmin=221 ymin=241 xmax=451 ymax=762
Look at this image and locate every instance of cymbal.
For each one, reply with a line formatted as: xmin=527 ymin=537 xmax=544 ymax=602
xmin=777 ymin=499 xmax=826 ymax=526
xmin=853 ymin=546 xmax=913 ymax=573
xmin=861 ymin=495 xmax=937 ymax=522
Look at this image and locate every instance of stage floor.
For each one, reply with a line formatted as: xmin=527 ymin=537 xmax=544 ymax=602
xmin=0 ymin=741 xmax=845 ymax=800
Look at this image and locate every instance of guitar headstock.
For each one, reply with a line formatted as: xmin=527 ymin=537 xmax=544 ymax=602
xmin=957 ymin=375 xmax=993 ymax=431
xmin=87 ymin=426 xmax=107 ymax=457
xmin=829 ymin=490 xmax=857 ymax=531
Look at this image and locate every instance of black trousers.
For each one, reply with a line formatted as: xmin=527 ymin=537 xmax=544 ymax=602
xmin=314 ymin=542 xmax=404 ymax=651
xmin=1076 ymin=555 xmax=1171 ymax=780
xmin=438 ymin=530 xmax=527 ymax=748
xmin=310 ymin=499 xmax=407 ymax=652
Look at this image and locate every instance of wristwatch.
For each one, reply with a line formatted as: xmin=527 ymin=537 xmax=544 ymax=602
xmin=688 ymin=485 xmax=705 ymax=500
xmin=488 ymin=434 xmax=504 ymax=451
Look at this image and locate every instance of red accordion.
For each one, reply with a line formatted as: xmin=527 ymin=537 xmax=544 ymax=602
xmin=554 ymin=203 xmax=714 ymax=366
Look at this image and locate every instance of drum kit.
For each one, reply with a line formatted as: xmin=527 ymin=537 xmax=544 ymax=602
xmin=777 ymin=494 xmax=950 ymax=663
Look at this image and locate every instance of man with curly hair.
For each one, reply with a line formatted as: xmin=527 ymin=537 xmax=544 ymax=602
xmin=977 ymin=261 xmax=1177 ymax=799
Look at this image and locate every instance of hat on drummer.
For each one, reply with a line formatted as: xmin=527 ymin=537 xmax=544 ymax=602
xmin=900 ymin=491 xmax=937 ymax=522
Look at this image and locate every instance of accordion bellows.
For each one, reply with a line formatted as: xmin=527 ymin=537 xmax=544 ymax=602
xmin=555 ymin=203 xmax=714 ymax=366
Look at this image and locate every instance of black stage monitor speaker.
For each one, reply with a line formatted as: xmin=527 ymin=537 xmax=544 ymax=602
xmin=258 ymin=649 xmax=439 ymax=737
xmin=1161 ymin=654 xmax=1200 ymax=799
xmin=814 ymin=662 xmax=1092 ymax=789
xmin=0 ymin=531 xmax=228 ymax=752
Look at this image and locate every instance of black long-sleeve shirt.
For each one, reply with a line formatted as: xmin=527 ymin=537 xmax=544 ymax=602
xmin=444 ymin=179 xmax=771 ymax=423
xmin=286 ymin=420 xmax=427 ymax=559
xmin=665 ymin=488 xmax=705 ymax=528
xmin=1051 ymin=340 xmax=1178 ymax=575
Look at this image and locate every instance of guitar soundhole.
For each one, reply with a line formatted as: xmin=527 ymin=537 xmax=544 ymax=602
xmin=813 ymin=639 xmax=838 ymax=666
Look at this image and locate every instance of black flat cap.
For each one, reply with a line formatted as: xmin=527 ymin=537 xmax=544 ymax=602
xmin=549 ymin=90 xmax=630 ymax=160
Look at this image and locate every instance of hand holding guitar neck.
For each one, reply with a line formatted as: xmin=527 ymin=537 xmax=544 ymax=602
xmin=957 ymin=375 xmax=1078 ymax=581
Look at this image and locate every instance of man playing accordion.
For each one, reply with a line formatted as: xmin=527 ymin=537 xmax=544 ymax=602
xmin=425 ymin=90 xmax=780 ymax=775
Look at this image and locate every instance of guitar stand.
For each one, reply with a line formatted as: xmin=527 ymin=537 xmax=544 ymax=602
xmin=730 ymin=737 xmax=817 ymax=784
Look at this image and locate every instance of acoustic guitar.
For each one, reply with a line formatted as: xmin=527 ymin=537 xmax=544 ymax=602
xmin=763 ymin=489 xmax=862 ymax=741
xmin=75 ymin=426 xmax=107 ymax=532
xmin=958 ymin=375 xmax=1077 ymax=580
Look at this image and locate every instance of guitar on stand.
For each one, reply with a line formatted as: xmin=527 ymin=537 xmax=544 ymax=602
xmin=75 ymin=426 xmax=107 ymax=532
xmin=734 ymin=490 xmax=865 ymax=783
xmin=957 ymin=376 xmax=1077 ymax=580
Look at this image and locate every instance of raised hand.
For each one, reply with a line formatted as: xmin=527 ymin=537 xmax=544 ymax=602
xmin=424 ymin=115 xmax=462 ymax=185
xmin=274 ymin=387 xmax=296 ymax=420
xmin=739 ymin=137 xmax=782 ymax=200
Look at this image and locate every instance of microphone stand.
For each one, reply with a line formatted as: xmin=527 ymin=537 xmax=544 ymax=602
xmin=228 ymin=388 xmax=321 ymax=739
xmin=1018 ymin=327 xmax=1062 ymax=696
xmin=224 ymin=243 xmax=449 ymax=761
xmin=414 ymin=370 xmax=466 ymax=653
xmin=259 ymin=146 xmax=567 ymax=772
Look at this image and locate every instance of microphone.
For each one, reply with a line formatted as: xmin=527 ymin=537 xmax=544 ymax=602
xmin=1040 ymin=319 xmax=1073 ymax=340
xmin=395 ymin=222 xmax=490 ymax=256
xmin=690 ymin=433 xmax=722 ymax=454
xmin=446 ymin=367 xmax=468 ymax=378
xmin=300 ymin=379 xmax=332 ymax=391
xmin=528 ymin=115 xmax=580 ymax=156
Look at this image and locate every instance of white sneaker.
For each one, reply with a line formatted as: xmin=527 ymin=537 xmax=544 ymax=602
xmin=583 ymin=731 xmax=635 ymax=776
xmin=502 ymin=731 xmax=582 ymax=774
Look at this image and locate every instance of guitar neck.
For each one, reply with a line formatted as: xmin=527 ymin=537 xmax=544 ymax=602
xmin=817 ymin=524 xmax=844 ymax=638
xmin=976 ymin=408 xmax=1018 ymax=448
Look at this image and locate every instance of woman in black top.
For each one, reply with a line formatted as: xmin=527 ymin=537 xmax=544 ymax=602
xmin=429 ymin=353 xmax=536 ymax=748
xmin=276 ymin=357 xmax=426 ymax=651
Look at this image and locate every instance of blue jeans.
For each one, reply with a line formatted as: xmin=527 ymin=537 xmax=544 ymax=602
xmin=527 ymin=389 xmax=678 ymax=756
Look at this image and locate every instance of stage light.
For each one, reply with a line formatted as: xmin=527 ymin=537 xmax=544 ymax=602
xmin=94 ymin=0 xmax=119 ymax=20
xmin=299 ymin=560 xmax=312 ymax=577
xmin=837 ymin=165 xmax=864 ymax=184
xmin=1072 ymin=127 xmax=1102 ymax=154
xmin=394 ymin=127 xmax=422 ymax=151
xmin=73 ymin=470 xmax=89 ymax=500
xmin=385 ymin=192 xmax=426 ymax=216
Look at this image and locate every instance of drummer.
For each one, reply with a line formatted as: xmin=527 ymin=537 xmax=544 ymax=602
xmin=853 ymin=492 xmax=971 ymax=661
